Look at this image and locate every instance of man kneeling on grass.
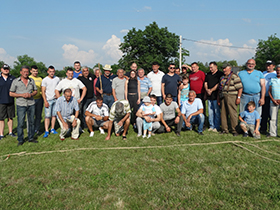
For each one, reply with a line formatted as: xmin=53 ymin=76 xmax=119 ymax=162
xmin=105 ymin=99 xmax=131 ymax=141
xmin=239 ymin=101 xmax=260 ymax=139
xmin=85 ymin=96 xmax=109 ymax=137
xmin=56 ymin=88 xmax=80 ymax=141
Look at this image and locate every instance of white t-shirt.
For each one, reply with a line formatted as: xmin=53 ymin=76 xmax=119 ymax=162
xmin=139 ymin=104 xmax=162 ymax=117
xmin=147 ymin=70 xmax=165 ymax=96
xmin=55 ymin=78 xmax=85 ymax=100
xmin=86 ymin=101 xmax=109 ymax=119
xmin=41 ymin=76 xmax=60 ymax=101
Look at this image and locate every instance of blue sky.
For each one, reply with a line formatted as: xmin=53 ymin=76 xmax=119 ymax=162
xmin=1 ymin=0 xmax=280 ymax=70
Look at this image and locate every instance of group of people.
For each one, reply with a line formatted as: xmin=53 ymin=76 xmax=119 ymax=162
xmin=0 ymin=58 xmax=280 ymax=146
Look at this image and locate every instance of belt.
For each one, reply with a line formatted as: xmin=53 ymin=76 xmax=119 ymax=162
xmin=242 ymin=92 xmax=259 ymax=96
xmin=103 ymin=93 xmax=112 ymax=96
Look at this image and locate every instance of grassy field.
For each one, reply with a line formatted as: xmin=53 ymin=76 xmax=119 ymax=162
xmin=1 ymin=118 xmax=280 ymax=209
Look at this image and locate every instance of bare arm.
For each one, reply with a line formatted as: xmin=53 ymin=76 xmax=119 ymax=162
xmin=268 ymin=86 xmax=278 ymax=105
xmin=259 ymin=78 xmax=266 ymax=106
xmin=161 ymin=83 xmax=165 ymax=100
xmin=147 ymin=87 xmax=152 ymax=96
xmin=55 ymin=89 xmax=61 ymax=99
xmin=112 ymin=88 xmax=117 ymax=101
xmin=57 ymin=111 xmax=68 ymax=130
xmin=78 ymin=86 xmax=87 ymax=104
xmin=236 ymin=88 xmax=243 ymax=105
xmin=124 ymin=80 xmax=128 ymax=100
xmin=137 ymin=80 xmax=141 ymax=103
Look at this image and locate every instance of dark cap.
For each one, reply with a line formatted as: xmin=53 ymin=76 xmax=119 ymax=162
xmin=222 ymin=63 xmax=231 ymax=69
xmin=115 ymin=102 xmax=124 ymax=114
xmin=266 ymin=60 xmax=275 ymax=65
xmin=2 ymin=64 xmax=10 ymax=69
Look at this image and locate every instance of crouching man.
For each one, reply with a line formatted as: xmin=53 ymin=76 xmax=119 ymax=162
xmin=105 ymin=99 xmax=131 ymax=141
xmin=56 ymin=88 xmax=80 ymax=141
xmin=85 ymin=96 xmax=109 ymax=137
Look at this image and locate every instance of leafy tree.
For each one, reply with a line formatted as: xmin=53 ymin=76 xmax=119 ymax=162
xmin=11 ymin=54 xmax=48 ymax=77
xmin=118 ymin=22 xmax=189 ymax=73
xmin=255 ymin=34 xmax=280 ymax=71
xmin=0 ymin=61 xmax=5 ymax=69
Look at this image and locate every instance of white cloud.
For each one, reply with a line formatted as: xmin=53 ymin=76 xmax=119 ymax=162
xmin=135 ymin=6 xmax=152 ymax=12
xmin=242 ymin=18 xmax=251 ymax=23
xmin=62 ymin=44 xmax=96 ymax=65
xmin=102 ymin=35 xmax=123 ymax=62
xmin=0 ymin=48 xmax=17 ymax=66
xmin=248 ymin=39 xmax=257 ymax=45
xmin=190 ymin=38 xmax=255 ymax=65
xmin=120 ymin=29 xmax=129 ymax=34
xmin=144 ymin=6 xmax=152 ymax=10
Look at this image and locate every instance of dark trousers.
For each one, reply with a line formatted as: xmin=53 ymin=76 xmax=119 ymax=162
xmin=81 ymin=97 xmax=95 ymax=129
xmin=261 ymin=96 xmax=271 ymax=132
xmin=128 ymin=94 xmax=139 ymax=125
xmin=157 ymin=116 xmax=183 ymax=133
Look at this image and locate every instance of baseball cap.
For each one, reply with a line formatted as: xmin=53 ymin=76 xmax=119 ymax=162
xmin=266 ymin=60 xmax=275 ymax=65
xmin=2 ymin=64 xmax=10 ymax=69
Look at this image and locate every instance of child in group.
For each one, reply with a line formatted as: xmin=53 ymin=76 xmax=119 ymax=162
xmin=141 ymin=96 xmax=156 ymax=138
xmin=239 ymin=101 xmax=261 ymax=139
xmin=178 ymin=75 xmax=190 ymax=107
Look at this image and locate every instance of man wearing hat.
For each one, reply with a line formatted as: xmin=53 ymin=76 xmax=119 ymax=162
xmin=218 ymin=63 xmax=243 ymax=136
xmin=238 ymin=59 xmax=265 ymax=116
xmin=0 ymin=64 xmax=16 ymax=140
xmin=260 ymin=60 xmax=276 ymax=134
xmin=96 ymin=64 xmax=117 ymax=108
xmin=105 ymin=99 xmax=131 ymax=140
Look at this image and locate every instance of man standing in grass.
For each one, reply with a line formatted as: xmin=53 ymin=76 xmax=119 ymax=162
xmin=112 ymin=69 xmax=126 ymax=101
xmin=56 ymin=88 xmax=80 ymax=141
xmin=29 ymin=65 xmax=43 ymax=134
xmin=0 ymin=64 xmax=16 ymax=140
xmin=137 ymin=68 xmax=152 ymax=101
xmin=41 ymin=65 xmax=60 ymax=138
xmin=105 ymin=99 xmax=131 ymax=141
xmin=85 ymin=96 xmax=109 ymax=137
xmin=10 ymin=65 xmax=38 ymax=146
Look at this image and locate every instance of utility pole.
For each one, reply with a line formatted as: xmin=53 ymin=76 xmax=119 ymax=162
xmin=179 ymin=35 xmax=182 ymax=72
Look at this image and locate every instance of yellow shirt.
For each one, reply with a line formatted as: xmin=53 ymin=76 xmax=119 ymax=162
xmin=29 ymin=75 xmax=42 ymax=99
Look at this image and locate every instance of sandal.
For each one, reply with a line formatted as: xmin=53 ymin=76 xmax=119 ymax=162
xmin=122 ymin=136 xmax=127 ymax=140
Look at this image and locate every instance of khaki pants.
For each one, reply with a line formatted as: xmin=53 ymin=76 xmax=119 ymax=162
xmin=269 ymin=102 xmax=280 ymax=137
xmin=220 ymin=94 xmax=238 ymax=134
xmin=57 ymin=115 xmax=80 ymax=139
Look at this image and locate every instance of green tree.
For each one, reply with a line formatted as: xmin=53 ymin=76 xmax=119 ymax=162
xmin=11 ymin=54 xmax=48 ymax=77
xmin=118 ymin=22 xmax=189 ymax=73
xmin=0 ymin=61 xmax=5 ymax=69
xmin=255 ymin=34 xmax=280 ymax=71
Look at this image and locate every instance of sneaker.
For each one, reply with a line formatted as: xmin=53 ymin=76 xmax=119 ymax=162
xmin=43 ymin=131 xmax=49 ymax=138
xmin=219 ymin=131 xmax=229 ymax=135
xmin=142 ymin=135 xmax=146 ymax=138
xmin=147 ymin=134 xmax=151 ymax=138
xmin=198 ymin=132 xmax=204 ymax=135
xmin=71 ymin=137 xmax=79 ymax=140
xmin=243 ymin=133 xmax=248 ymax=137
xmin=233 ymin=133 xmax=239 ymax=137
xmin=137 ymin=134 xmax=142 ymax=137
xmin=9 ymin=133 xmax=17 ymax=137
xmin=176 ymin=132 xmax=181 ymax=137
xmin=79 ymin=127 xmax=84 ymax=133
xmin=29 ymin=139 xmax=38 ymax=143
xmin=0 ymin=135 xmax=4 ymax=140
xmin=17 ymin=141 xmax=24 ymax=146
xmin=151 ymin=132 xmax=155 ymax=136
xmin=60 ymin=136 xmax=65 ymax=141
xmin=212 ymin=128 xmax=218 ymax=132
xmin=89 ymin=131 xmax=94 ymax=137
xmin=50 ymin=128 xmax=58 ymax=134
xmin=99 ymin=127 xmax=105 ymax=134
xmin=208 ymin=128 xmax=213 ymax=131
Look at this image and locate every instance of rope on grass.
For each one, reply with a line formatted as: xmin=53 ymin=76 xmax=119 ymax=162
xmin=1 ymin=139 xmax=280 ymax=163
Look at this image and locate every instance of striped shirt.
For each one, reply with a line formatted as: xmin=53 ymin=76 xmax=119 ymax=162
xmin=56 ymin=95 xmax=79 ymax=120
xmin=86 ymin=101 xmax=109 ymax=118
xmin=138 ymin=76 xmax=152 ymax=94
xmin=109 ymin=99 xmax=131 ymax=121
xmin=270 ymin=77 xmax=280 ymax=100
xmin=220 ymin=73 xmax=243 ymax=95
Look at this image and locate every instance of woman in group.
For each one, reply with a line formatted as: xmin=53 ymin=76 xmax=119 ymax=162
xmin=125 ymin=70 xmax=141 ymax=127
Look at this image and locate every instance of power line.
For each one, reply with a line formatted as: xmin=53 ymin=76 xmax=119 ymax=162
xmin=182 ymin=38 xmax=256 ymax=50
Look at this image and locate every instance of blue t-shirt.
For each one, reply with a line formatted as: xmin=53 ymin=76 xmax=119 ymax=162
xmin=180 ymin=84 xmax=190 ymax=102
xmin=73 ymin=71 xmax=82 ymax=78
xmin=96 ymin=74 xmax=117 ymax=94
xmin=240 ymin=110 xmax=260 ymax=125
xmin=162 ymin=74 xmax=180 ymax=97
xmin=270 ymin=77 xmax=280 ymax=100
xmin=181 ymin=98 xmax=203 ymax=118
xmin=138 ymin=77 xmax=152 ymax=93
xmin=238 ymin=70 xmax=264 ymax=94
xmin=263 ymin=71 xmax=276 ymax=96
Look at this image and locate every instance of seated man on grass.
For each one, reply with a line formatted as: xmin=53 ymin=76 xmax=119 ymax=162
xmin=56 ymin=88 xmax=80 ymax=141
xmin=105 ymin=99 xmax=131 ymax=141
xmin=239 ymin=101 xmax=260 ymax=139
xmin=85 ymin=96 xmax=109 ymax=137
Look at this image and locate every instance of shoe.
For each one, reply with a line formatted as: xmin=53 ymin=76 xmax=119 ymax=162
xmin=212 ymin=128 xmax=218 ymax=132
xmin=147 ymin=134 xmax=151 ymax=138
xmin=71 ymin=137 xmax=79 ymax=140
xmin=43 ymin=131 xmax=49 ymax=138
xmin=176 ymin=132 xmax=181 ymax=137
xmin=151 ymin=133 xmax=155 ymax=136
xmin=137 ymin=134 xmax=142 ymax=137
xmin=208 ymin=128 xmax=213 ymax=131
xmin=60 ymin=136 xmax=65 ymax=141
xmin=89 ymin=131 xmax=94 ymax=137
xmin=79 ymin=127 xmax=84 ymax=133
xmin=17 ymin=141 xmax=24 ymax=146
xmin=219 ymin=131 xmax=229 ymax=135
xmin=142 ymin=135 xmax=146 ymax=138
xmin=8 ymin=133 xmax=16 ymax=137
xmin=243 ymin=133 xmax=248 ymax=137
xmin=29 ymin=139 xmax=38 ymax=143
xmin=233 ymin=133 xmax=239 ymax=137
xmin=50 ymin=128 xmax=58 ymax=134
xmin=0 ymin=135 xmax=4 ymax=140
xmin=122 ymin=136 xmax=127 ymax=140
xmin=99 ymin=127 xmax=105 ymax=134
xmin=198 ymin=132 xmax=204 ymax=135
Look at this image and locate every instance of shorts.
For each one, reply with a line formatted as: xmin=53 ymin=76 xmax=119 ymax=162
xmin=45 ymin=99 xmax=57 ymax=118
xmin=240 ymin=122 xmax=260 ymax=138
xmin=143 ymin=120 xmax=152 ymax=131
xmin=0 ymin=103 xmax=15 ymax=120
xmin=92 ymin=118 xmax=106 ymax=128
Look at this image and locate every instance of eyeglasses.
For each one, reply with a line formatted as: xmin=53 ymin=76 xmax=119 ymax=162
xmin=247 ymin=63 xmax=255 ymax=65
xmin=170 ymin=67 xmax=176 ymax=69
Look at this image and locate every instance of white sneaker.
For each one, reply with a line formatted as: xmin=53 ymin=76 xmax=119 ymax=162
xmin=99 ymin=127 xmax=105 ymax=134
xmin=212 ymin=128 xmax=218 ymax=132
xmin=208 ymin=128 xmax=213 ymax=131
xmin=147 ymin=134 xmax=151 ymax=138
xmin=142 ymin=135 xmax=146 ymax=138
xmin=89 ymin=131 xmax=94 ymax=137
xmin=137 ymin=134 xmax=142 ymax=137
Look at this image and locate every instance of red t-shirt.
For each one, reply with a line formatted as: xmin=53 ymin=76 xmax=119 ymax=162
xmin=189 ymin=70 xmax=205 ymax=94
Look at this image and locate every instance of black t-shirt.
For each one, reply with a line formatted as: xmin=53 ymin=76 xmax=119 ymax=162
xmin=78 ymin=73 xmax=96 ymax=99
xmin=205 ymin=70 xmax=224 ymax=100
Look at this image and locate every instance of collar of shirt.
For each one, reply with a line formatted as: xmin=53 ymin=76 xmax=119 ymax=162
xmin=63 ymin=95 xmax=73 ymax=102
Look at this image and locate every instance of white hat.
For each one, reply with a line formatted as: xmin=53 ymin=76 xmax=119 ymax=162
xmin=142 ymin=96 xmax=151 ymax=103
xmin=103 ymin=64 xmax=112 ymax=71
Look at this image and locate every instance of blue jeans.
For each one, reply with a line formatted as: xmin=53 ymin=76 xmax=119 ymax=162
xmin=173 ymin=96 xmax=177 ymax=102
xmin=156 ymin=96 xmax=163 ymax=106
xmin=208 ymin=100 xmax=220 ymax=130
xmin=103 ymin=94 xmax=114 ymax=108
xmin=17 ymin=105 xmax=35 ymax=143
xmin=240 ymin=93 xmax=262 ymax=115
xmin=34 ymin=98 xmax=43 ymax=132
xmin=185 ymin=114 xmax=205 ymax=133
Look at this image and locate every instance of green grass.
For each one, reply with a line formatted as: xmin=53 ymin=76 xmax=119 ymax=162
xmin=1 ymin=118 xmax=280 ymax=209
